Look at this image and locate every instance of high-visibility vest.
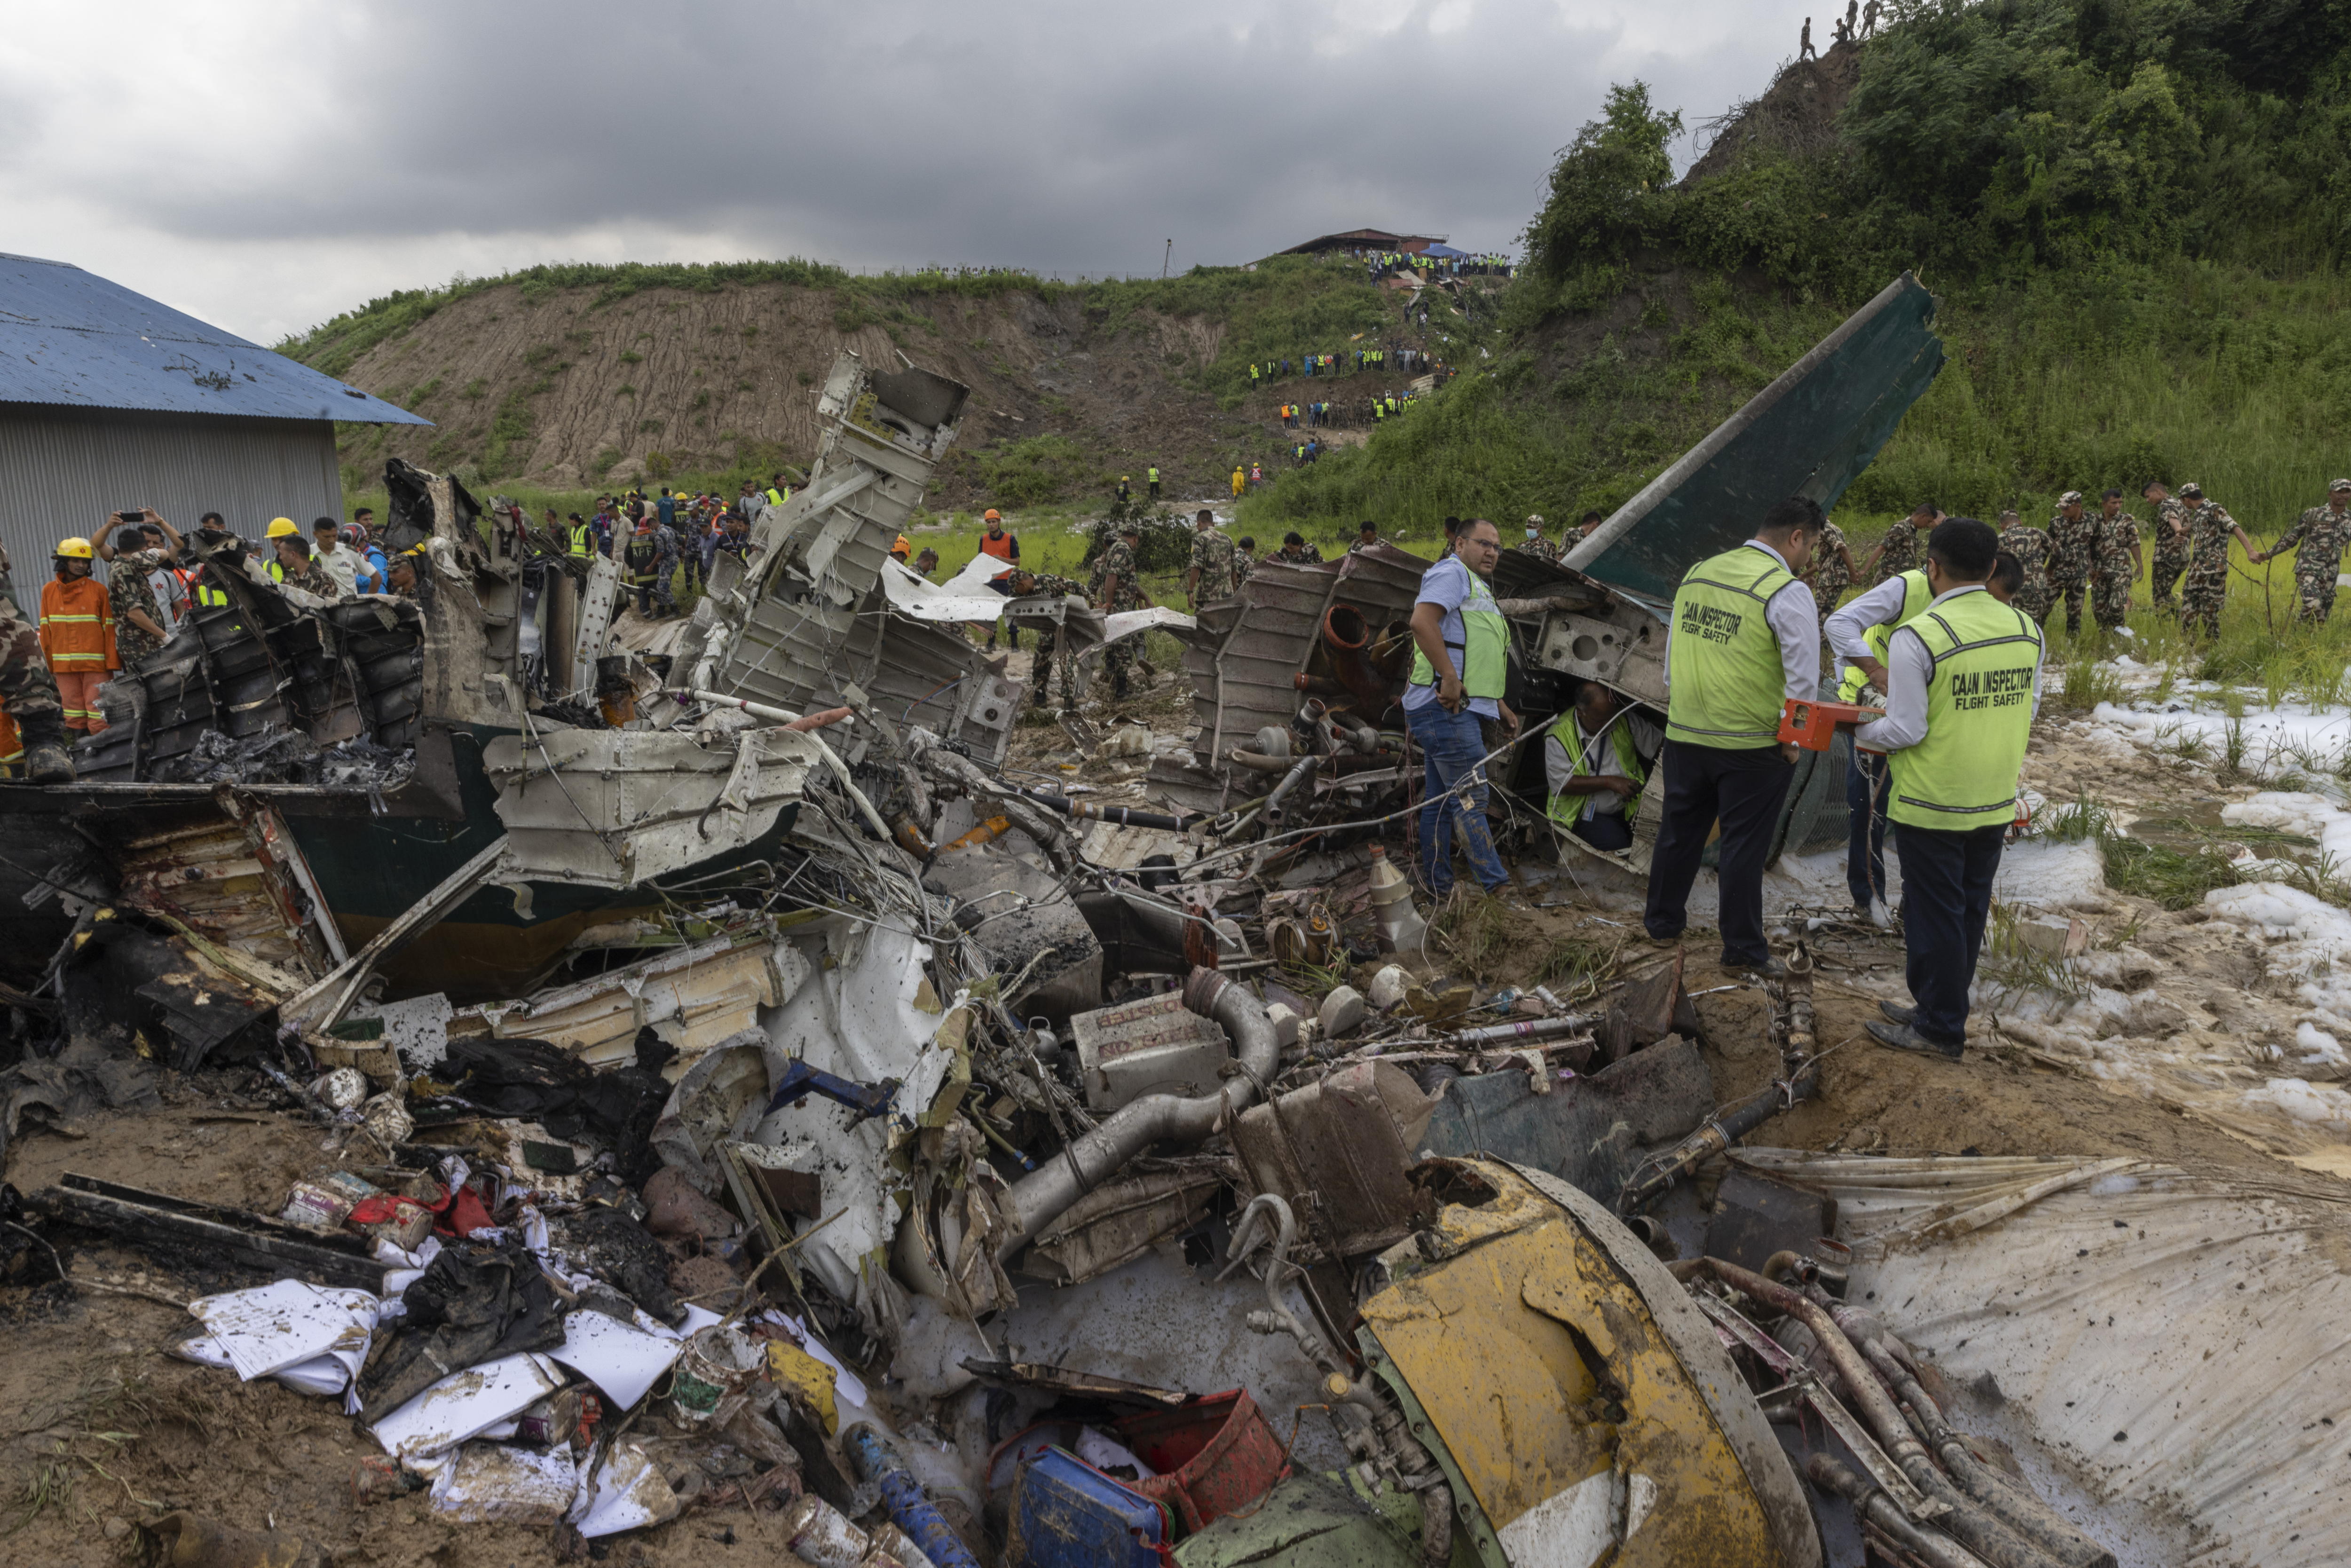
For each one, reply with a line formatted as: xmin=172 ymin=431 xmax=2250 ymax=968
xmin=193 ymin=574 xmax=233 ymax=607
xmin=1885 ymin=588 xmax=2043 ymax=832
xmin=39 ymin=576 xmax=116 ymax=669
xmin=1546 ymin=709 xmax=1646 ymax=827
xmin=625 ymin=534 xmax=659 ymax=584
xmin=978 ymin=530 xmax=1017 ymax=581
xmin=1665 ymin=544 xmax=1799 ymax=748
xmin=569 ymin=523 xmax=595 ymax=558
xmin=0 ymin=709 xmax=18 ymax=766
xmin=1406 ymin=561 xmax=1507 ymax=700
xmin=1147 ymin=467 xmax=1159 ymax=483
xmin=1836 ymin=569 xmax=1932 ymax=701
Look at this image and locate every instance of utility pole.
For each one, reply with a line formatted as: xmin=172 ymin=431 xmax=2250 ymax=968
xmin=1162 ymin=239 xmax=1173 ymax=279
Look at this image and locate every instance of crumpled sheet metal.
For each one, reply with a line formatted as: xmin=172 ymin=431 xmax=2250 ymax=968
xmin=484 ymin=728 xmax=824 ymax=891
xmin=1417 ymin=1035 xmax=1714 ymax=1203
xmin=1147 ymin=542 xmax=1432 ymax=813
xmin=751 ymin=921 xmax=958 ymax=1321
xmin=485 ymin=935 xmax=807 ymax=1071
xmin=1739 ymin=1148 xmax=2351 ymax=1567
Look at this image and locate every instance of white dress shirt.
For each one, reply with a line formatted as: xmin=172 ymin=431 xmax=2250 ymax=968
xmin=1853 ymin=584 xmax=2043 ymax=754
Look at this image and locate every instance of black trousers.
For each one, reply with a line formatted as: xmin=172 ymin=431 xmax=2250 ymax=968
xmin=1892 ymin=820 xmax=2005 ymax=1046
xmin=1644 ymin=740 xmax=1795 ymax=967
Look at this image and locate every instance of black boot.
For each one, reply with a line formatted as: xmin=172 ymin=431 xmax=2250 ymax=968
xmin=21 ymin=724 xmax=73 ymax=785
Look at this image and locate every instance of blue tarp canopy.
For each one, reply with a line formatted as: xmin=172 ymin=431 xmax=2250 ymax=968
xmin=1418 ymin=243 xmax=1471 ymax=260
xmin=0 ymin=252 xmax=428 ymax=426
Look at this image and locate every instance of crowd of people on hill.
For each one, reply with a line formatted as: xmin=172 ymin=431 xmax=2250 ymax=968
xmin=1335 ymin=247 xmax=1512 ymax=279
xmin=1247 ymin=346 xmax=1434 ymax=388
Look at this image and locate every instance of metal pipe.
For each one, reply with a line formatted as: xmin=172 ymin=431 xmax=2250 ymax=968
xmin=1442 ymin=1013 xmax=1598 ymax=1048
xmin=1016 ymin=789 xmax=1200 ymax=832
xmin=1617 ymin=1071 xmax=1817 ymax=1214
xmin=1690 ymin=1260 xmax=2066 ymax=1568
xmin=1862 ymin=1340 xmax=2117 ymax=1568
xmin=1317 ymin=603 xmax=1402 ymax=722
xmin=1258 ymin=754 xmax=1319 ymax=833
xmin=999 ymin=967 xmax=1278 ymax=1255
xmin=1806 ymin=1455 xmax=1993 ymax=1568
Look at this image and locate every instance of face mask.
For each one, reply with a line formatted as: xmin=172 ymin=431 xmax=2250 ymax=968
xmin=1526 ymin=528 xmax=1539 ymax=538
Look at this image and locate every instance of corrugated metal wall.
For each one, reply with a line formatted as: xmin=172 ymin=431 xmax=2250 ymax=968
xmin=0 ymin=402 xmax=341 ymax=596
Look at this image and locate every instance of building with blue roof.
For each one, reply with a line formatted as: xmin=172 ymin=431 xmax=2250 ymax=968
xmin=0 ymin=252 xmax=429 ymax=588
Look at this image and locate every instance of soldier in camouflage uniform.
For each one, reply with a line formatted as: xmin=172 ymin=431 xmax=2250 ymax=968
xmin=1272 ymin=532 xmax=1323 ymax=565
xmin=0 ymin=590 xmax=71 ymax=782
xmin=2144 ymin=481 xmax=2190 ymax=607
xmin=1804 ymin=518 xmax=1856 ymax=637
xmin=1088 ymin=522 xmax=1149 ymax=701
xmin=1009 ymin=569 xmax=1088 ymax=709
xmin=2089 ymin=489 xmax=2144 ymax=631
xmin=2254 ymin=478 xmax=2351 ymax=624
xmin=273 ymin=535 xmax=342 ymax=600
xmin=1864 ymin=503 xmax=1936 ymax=585
xmin=1516 ymin=514 xmax=1559 ymax=562
xmin=2046 ymin=490 xmax=2100 ymax=637
xmin=1234 ymin=538 xmax=1257 ymax=588
xmin=100 ymin=524 xmax=174 ymax=670
xmin=2175 ymin=482 xmax=2259 ymax=639
xmin=1183 ymin=509 xmax=1238 ymax=607
xmin=1997 ymin=510 xmax=2054 ymax=625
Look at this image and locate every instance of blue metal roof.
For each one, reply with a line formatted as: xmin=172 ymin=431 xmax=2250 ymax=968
xmin=0 ymin=252 xmax=430 ymax=426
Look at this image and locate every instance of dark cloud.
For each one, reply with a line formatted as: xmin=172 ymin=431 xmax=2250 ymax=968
xmin=2 ymin=1 xmax=1785 ymax=333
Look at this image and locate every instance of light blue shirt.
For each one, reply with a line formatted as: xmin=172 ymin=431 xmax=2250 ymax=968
xmin=1402 ymin=554 xmax=1500 ymax=719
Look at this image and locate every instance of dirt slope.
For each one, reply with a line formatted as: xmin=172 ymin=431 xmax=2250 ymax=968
xmin=323 ymin=282 xmax=1266 ymax=504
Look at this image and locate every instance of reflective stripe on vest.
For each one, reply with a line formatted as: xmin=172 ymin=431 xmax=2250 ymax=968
xmin=1545 ymin=709 xmax=1647 ymax=827
xmin=1837 ymin=569 xmax=1931 ymax=701
xmin=1406 ymin=564 xmax=1507 ymax=699
xmin=1665 ymin=544 xmax=1797 ymax=747
xmin=569 ymin=525 xmax=594 ymax=558
xmin=1886 ymin=589 xmax=2043 ymax=832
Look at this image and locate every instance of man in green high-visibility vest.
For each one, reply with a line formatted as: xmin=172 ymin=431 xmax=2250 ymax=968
xmin=1543 ymin=679 xmax=1662 ymax=853
xmin=1644 ymin=496 xmax=1825 ymax=972
xmin=1404 ymin=517 xmax=1521 ymax=899
xmin=1824 ymin=559 xmax=1933 ymax=924
xmin=1856 ymin=517 xmax=2045 ymax=1059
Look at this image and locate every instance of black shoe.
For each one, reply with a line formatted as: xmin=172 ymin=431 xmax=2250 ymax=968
xmin=1866 ymin=1019 xmax=1963 ymax=1059
xmin=1728 ymin=955 xmax=1789 ymax=979
xmin=23 ymin=741 xmax=72 ymax=786
xmin=1879 ymin=1001 xmax=1916 ymax=1027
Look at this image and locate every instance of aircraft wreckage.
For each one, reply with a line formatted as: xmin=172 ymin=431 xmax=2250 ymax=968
xmin=16 ymin=277 xmax=2301 ymax=1568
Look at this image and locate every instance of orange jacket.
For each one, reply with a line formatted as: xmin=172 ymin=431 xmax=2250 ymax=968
xmin=978 ymin=529 xmax=1018 ymax=580
xmin=39 ymin=576 xmax=117 ymax=670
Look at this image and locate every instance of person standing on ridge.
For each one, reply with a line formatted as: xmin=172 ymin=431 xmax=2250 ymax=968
xmin=1858 ymin=518 xmax=2044 ymax=1058
xmin=1147 ymin=465 xmax=1160 ymax=502
xmin=1644 ymin=496 xmax=1823 ymax=973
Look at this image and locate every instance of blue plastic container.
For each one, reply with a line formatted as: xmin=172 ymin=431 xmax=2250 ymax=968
xmin=1010 ymin=1444 xmax=1170 ymax=1568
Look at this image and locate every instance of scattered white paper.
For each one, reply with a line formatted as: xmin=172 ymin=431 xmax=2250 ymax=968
xmin=549 ymin=1310 xmax=684 ymax=1411
xmin=370 ymin=1352 xmax=567 ymax=1460
xmin=188 ymin=1280 xmax=376 ymax=1383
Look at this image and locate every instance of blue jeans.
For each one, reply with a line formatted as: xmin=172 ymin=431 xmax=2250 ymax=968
xmin=1408 ymin=703 xmax=1509 ymax=894
xmin=1847 ymin=749 xmax=1893 ymax=907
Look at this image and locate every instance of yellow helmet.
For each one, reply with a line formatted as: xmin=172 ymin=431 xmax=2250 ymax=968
xmin=266 ymin=518 xmax=300 ymax=538
xmin=54 ymin=537 xmax=93 ymax=560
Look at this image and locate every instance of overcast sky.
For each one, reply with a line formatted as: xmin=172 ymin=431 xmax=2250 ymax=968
xmin=0 ymin=0 xmax=1794 ymax=347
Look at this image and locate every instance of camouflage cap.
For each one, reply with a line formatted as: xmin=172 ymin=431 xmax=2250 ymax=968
xmin=2179 ymin=482 xmax=2205 ymax=498
xmin=2331 ymin=479 xmax=2351 ymax=494
xmin=2058 ymin=489 xmax=2084 ymax=505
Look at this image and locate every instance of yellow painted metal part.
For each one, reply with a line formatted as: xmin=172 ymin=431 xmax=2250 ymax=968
xmin=1360 ymin=1163 xmax=1790 ymax=1567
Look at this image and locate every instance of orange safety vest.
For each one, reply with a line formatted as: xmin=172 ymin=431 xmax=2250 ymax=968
xmin=978 ymin=529 xmax=1017 ymax=580
xmin=39 ymin=576 xmax=117 ymax=670
xmin=0 ymin=710 xmax=19 ymax=765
